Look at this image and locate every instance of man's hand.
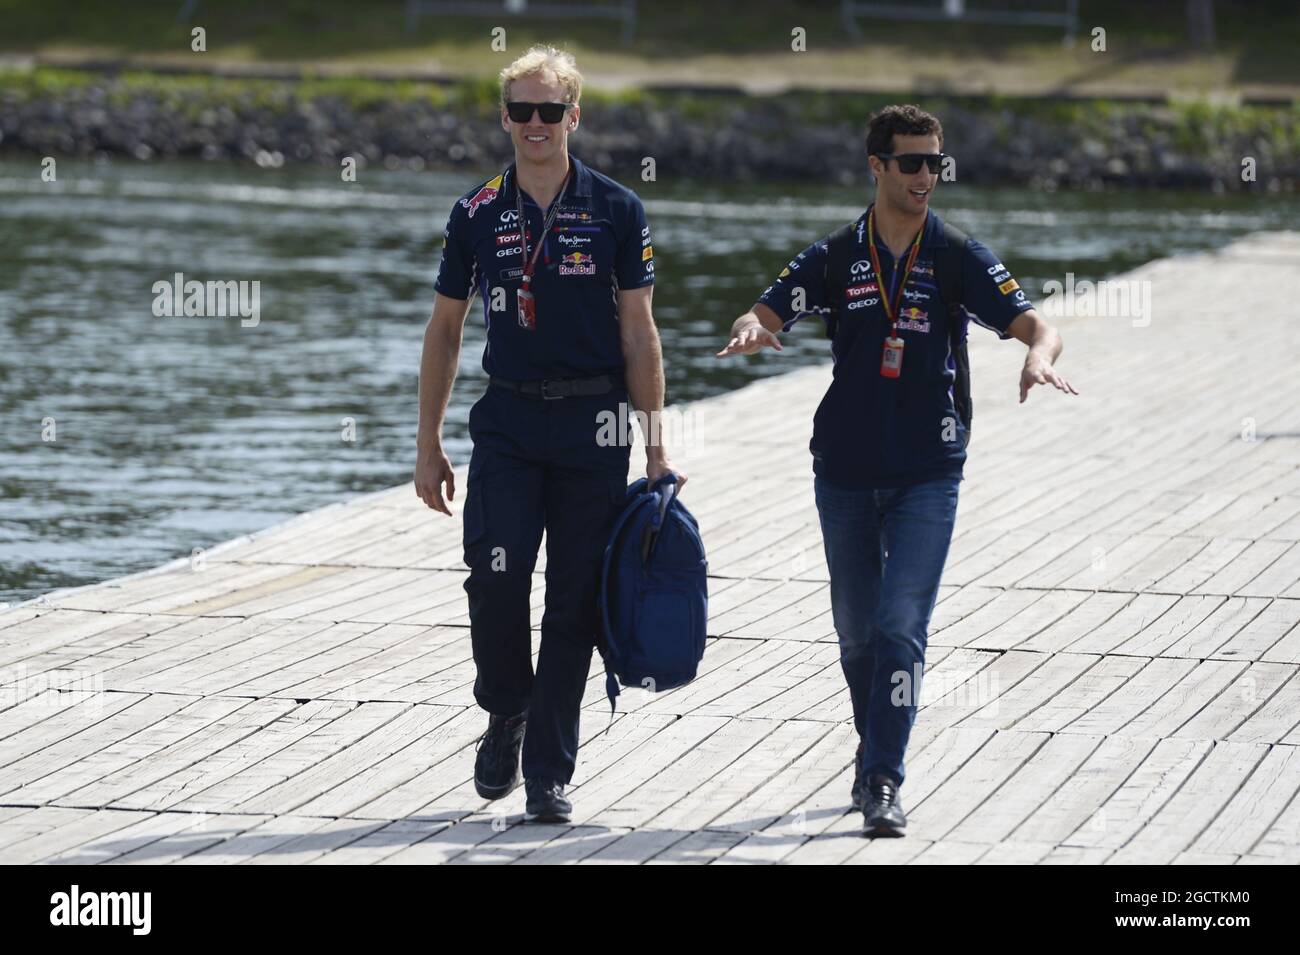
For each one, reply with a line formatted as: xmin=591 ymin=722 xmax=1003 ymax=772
xmin=1020 ymin=355 xmax=1078 ymax=403
xmin=414 ymin=443 xmax=456 ymax=516
xmin=647 ymin=451 xmax=687 ymax=491
xmin=716 ymin=319 xmax=782 ymax=357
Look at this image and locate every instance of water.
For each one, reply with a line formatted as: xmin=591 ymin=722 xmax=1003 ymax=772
xmin=2 ymin=157 xmax=1295 ymax=604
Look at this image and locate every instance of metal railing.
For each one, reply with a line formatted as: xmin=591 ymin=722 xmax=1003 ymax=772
xmin=405 ymin=0 xmax=638 ymax=44
xmin=841 ymin=0 xmax=1080 ymax=43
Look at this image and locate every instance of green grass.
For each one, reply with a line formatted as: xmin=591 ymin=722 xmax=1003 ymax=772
xmin=7 ymin=64 xmax=1296 ymax=145
xmin=0 ymin=0 xmax=1297 ymax=96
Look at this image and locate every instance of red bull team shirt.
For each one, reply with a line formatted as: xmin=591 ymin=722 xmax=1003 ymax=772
xmin=435 ymin=155 xmax=655 ymax=381
xmin=758 ymin=207 xmax=1034 ymax=489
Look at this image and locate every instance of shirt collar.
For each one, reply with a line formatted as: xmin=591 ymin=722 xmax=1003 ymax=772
xmin=504 ymin=153 xmax=592 ymax=205
xmin=858 ymin=205 xmax=943 ymax=252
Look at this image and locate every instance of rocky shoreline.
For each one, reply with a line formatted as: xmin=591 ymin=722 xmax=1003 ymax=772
xmin=2 ymin=69 xmax=1297 ymax=189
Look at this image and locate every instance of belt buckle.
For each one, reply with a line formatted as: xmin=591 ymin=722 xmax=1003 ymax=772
xmin=539 ymin=378 xmax=563 ymax=400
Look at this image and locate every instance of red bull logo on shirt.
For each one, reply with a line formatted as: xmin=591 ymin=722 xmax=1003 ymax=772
xmin=897 ymin=306 xmax=930 ymax=333
xmin=460 ymin=174 xmax=503 ymax=218
xmin=559 ymin=251 xmax=596 ymax=276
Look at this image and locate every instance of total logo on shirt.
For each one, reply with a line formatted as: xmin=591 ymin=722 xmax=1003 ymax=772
xmin=559 ymin=251 xmax=596 ymax=276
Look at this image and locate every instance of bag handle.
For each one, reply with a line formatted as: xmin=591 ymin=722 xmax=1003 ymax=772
xmin=642 ymin=471 xmax=680 ymax=563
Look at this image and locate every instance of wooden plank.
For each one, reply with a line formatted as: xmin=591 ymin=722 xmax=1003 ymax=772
xmin=5 ymin=233 xmax=1300 ymax=863
xmin=1228 ymin=669 xmax=1300 ymax=744
xmin=905 ymin=730 xmax=1048 ymax=841
xmin=2 ymin=807 xmax=158 ymax=865
xmin=59 ymin=697 xmax=299 ymax=808
xmin=1107 ymin=741 xmax=1268 ymax=864
xmin=1059 ymin=737 xmax=1211 ymax=852
xmin=1120 ymin=661 xmax=1249 ymax=739
xmin=176 ymin=812 xmax=340 ymax=864
xmin=1187 ymin=744 xmax=1300 ymax=857
xmin=946 ymin=732 xmax=1104 ymax=844
xmin=1214 ymin=598 xmax=1300 ymax=661
xmin=1171 ymin=662 xmax=1295 ymax=741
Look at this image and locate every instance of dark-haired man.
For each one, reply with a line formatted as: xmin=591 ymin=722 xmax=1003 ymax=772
xmin=717 ymin=104 xmax=1077 ymax=837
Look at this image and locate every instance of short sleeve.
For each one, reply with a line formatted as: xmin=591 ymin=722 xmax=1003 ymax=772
xmin=434 ymin=204 xmax=475 ymax=300
xmin=756 ymin=236 xmax=831 ymax=332
xmin=961 ymin=239 xmax=1033 ymax=340
xmin=615 ymin=194 xmax=655 ymax=290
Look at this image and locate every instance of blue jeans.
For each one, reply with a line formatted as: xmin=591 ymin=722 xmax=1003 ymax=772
xmin=814 ymin=473 xmax=961 ymax=788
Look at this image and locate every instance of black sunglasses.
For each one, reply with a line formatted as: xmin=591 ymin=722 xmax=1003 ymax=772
xmin=876 ymin=152 xmax=946 ymax=174
xmin=505 ymin=101 xmax=573 ymax=124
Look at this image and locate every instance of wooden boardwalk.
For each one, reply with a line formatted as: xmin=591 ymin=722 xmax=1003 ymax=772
xmin=3 ymin=232 xmax=1300 ymax=864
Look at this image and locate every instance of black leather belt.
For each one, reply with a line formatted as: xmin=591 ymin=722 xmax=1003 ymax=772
xmin=489 ymin=373 xmax=620 ymax=400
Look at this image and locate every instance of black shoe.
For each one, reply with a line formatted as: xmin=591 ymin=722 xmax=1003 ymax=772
xmin=862 ymin=773 xmax=907 ymax=838
xmin=524 ymin=778 xmax=572 ymax=823
xmin=473 ymin=712 xmax=525 ymax=800
xmin=849 ymin=740 xmax=866 ymax=810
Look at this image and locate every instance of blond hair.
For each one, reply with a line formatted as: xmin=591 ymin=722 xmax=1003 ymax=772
xmin=499 ymin=45 xmax=583 ymax=105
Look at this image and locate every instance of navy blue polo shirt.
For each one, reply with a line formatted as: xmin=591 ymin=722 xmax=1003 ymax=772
xmin=758 ymin=206 xmax=1033 ymax=489
xmin=434 ymin=155 xmax=655 ymax=381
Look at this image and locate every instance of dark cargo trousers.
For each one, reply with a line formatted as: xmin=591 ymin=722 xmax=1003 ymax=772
xmin=461 ymin=382 xmax=632 ymax=784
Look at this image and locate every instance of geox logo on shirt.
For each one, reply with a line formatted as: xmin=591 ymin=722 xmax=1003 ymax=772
xmin=50 ymin=885 xmax=151 ymax=935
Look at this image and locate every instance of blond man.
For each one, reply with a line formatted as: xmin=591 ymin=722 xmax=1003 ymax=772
xmin=415 ymin=46 xmax=676 ymax=822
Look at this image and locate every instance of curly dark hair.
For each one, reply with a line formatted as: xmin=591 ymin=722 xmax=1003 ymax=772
xmin=865 ymin=105 xmax=944 ymax=157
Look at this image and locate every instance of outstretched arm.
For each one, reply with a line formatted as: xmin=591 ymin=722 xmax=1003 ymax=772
xmin=1005 ymin=309 xmax=1079 ymax=403
xmin=716 ymin=303 xmax=786 ymax=357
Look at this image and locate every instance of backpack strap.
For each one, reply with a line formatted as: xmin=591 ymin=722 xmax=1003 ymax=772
xmin=933 ymin=219 xmax=973 ymax=445
xmin=821 ymin=221 xmax=857 ymax=340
